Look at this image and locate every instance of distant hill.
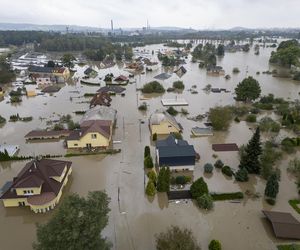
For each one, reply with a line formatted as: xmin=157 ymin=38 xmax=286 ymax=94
xmin=0 ymin=23 xmax=103 ymax=32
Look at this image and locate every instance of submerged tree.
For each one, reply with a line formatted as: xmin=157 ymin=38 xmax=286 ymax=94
xmin=156 ymin=226 xmax=201 ymax=250
xmin=157 ymin=166 xmax=171 ymax=192
xmin=239 ymin=127 xmax=262 ymax=174
xmin=264 ymin=173 xmax=279 ymax=199
xmin=190 ymin=177 xmax=209 ymax=199
xmin=235 ymin=76 xmax=261 ymax=102
xmin=33 ymin=191 xmax=111 ymax=250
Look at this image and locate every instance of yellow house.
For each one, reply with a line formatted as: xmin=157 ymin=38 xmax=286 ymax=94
xmin=0 ymin=159 xmax=72 ymax=213
xmin=52 ymin=67 xmax=70 ymax=80
xmin=66 ymin=120 xmax=113 ymax=149
xmin=26 ymin=90 xmax=37 ymax=97
xmin=149 ymin=110 xmax=182 ymax=136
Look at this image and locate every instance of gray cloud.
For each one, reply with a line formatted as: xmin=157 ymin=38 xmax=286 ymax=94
xmin=0 ymin=0 xmax=299 ymax=28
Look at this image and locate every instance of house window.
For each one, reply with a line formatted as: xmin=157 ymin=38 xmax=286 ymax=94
xmin=74 ymin=143 xmax=78 ymax=146
xmin=91 ymin=134 xmax=97 ymax=139
xmin=168 ymin=125 xmax=172 ymax=128
xmin=30 ymin=190 xmax=34 ymax=194
xmin=23 ymin=190 xmax=27 ymax=194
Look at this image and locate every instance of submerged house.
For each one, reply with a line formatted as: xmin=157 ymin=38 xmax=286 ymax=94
xmin=114 ymin=75 xmax=129 ymax=84
xmin=206 ymin=65 xmax=225 ymax=75
xmin=97 ymin=85 xmax=125 ymax=95
xmin=80 ymin=106 xmax=117 ymax=125
xmin=149 ymin=110 xmax=182 ymax=136
xmin=0 ymin=159 xmax=72 ymax=213
xmin=90 ymin=93 xmax=112 ymax=108
xmin=156 ymin=135 xmax=196 ymax=171
xmin=174 ymin=66 xmax=187 ymax=78
xmin=28 ymin=66 xmax=70 ymax=83
xmin=83 ymin=67 xmax=98 ymax=78
xmin=66 ymin=120 xmax=113 ymax=149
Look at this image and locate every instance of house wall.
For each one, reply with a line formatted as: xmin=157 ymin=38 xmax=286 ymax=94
xmin=2 ymin=198 xmax=28 ymax=207
xmin=53 ymin=68 xmax=70 ymax=80
xmin=151 ymin=121 xmax=180 ymax=135
xmin=36 ymin=77 xmax=51 ymax=85
xmin=67 ymin=132 xmax=110 ymax=149
xmin=15 ymin=186 xmax=42 ymax=196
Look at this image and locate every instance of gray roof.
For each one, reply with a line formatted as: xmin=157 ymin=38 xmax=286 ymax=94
xmin=149 ymin=110 xmax=181 ymax=131
xmin=97 ymin=85 xmax=125 ymax=94
xmin=154 ymin=73 xmax=172 ymax=80
xmin=28 ymin=66 xmax=53 ymax=74
xmin=80 ymin=106 xmax=117 ymax=124
xmin=156 ymin=135 xmax=195 ymax=158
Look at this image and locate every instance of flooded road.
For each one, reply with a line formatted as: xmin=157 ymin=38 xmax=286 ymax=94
xmin=0 ymin=42 xmax=299 ymax=250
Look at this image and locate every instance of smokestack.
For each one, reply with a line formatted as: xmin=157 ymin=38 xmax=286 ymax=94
xmin=111 ymin=20 xmax=114 ymax=31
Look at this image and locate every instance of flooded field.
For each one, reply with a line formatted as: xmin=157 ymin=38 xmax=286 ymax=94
xmin=0 ymin=42 xmax=300 ymax=250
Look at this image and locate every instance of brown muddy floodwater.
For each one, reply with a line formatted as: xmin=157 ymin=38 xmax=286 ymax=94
xmin=0 ymin=42 xmax=300 ymax=250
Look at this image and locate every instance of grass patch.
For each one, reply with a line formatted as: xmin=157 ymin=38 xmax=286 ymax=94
xmin=288 ymin=200 xmax=300 ymax=214
xmin=277 ymin=244 xmax=300 ymax=250
xmin=210 ymin=192 xmax=244 ymax=201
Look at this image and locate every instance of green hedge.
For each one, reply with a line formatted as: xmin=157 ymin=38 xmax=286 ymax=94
xmin=210 ymin=192 xmax=244 ymax=201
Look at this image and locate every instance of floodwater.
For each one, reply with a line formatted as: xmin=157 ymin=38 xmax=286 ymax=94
xmin=0 ymin=42 xmax=300 ymax=250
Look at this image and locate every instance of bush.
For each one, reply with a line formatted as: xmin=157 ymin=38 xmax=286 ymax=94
xmin=155 ymin=226 xmax=201 ymax=250
xmin=53 ymin=123 xmax=64 ymax=130
xmin=142 ymin=81 xmax=165 ymax=94
xmin=197 ymin=194 xmax=213 ymax=210
xmin=10 ymin=96 xmax=22 ymax=103
xmin=173 ymin=81 xmax=185 ymax=90
xmin=209 ymin=239 xmax=222 ymax=250
xmin=166 ymin=106 xmax=178 ymax=116
xmin=0 ymin=115 xmax=6 ymax=124
xmin=190 ymin=177 xmax=209 ymax=199
xmin=145 ymin=180 xmax=156 ymax=196
xmin=209 ymin=106 xmax=232 ymax=131
xmin=222 ymin=166 xmax=233 ymax=177
xmin=181 ymin=108 xmax=189 ymax=115
xmin=138 ymin=102 xmax=147 ymax=111
xmin=246 ymin=114 xmax=257 ymax=123
xmin=152 ymin=133 xmax=157 ymax=141
xmin=144 ymin=155 xmax=154 ymax=168
xmin=232 ymin=67 xmax=240 ymax=73
xmin=235 ymin=167 xmax=249 ymax=182
xmin=211 ymin=192 xmax=244 ymax=201
xmin=67 ymin=120 xmax=80 ymax=130
xmin=204 ymin=163 xmax=213 ymax=173
xmin=144 ymin=146 xmax=150 ymax=158
xmin=259 ymin=117 xmax=281 ymax=133
xmin=266 ymin=198 xmax=276 ymax=205
xmin=147 ymin=170 xmax=157 ymax=183
xmin=175 ymin=176 xmax=187 ymax=185
xmin=214 ymin=159 xmax=224 ymax=169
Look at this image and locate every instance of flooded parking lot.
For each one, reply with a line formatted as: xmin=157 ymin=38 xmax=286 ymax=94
xmin=0 ymin=42 xmax=300 ymax=250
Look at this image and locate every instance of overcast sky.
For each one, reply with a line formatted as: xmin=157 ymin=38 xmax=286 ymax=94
xmin=0 ymin=0 xmax=299 ymax=29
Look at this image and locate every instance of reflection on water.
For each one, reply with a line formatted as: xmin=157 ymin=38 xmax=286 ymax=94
xmin=0 ymin=42 xmax=299 ymax=249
